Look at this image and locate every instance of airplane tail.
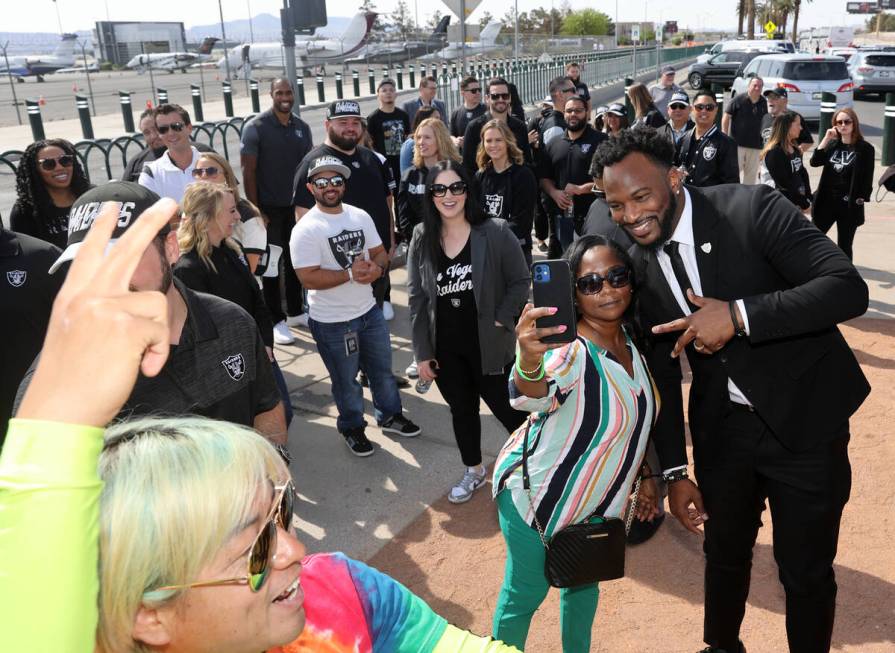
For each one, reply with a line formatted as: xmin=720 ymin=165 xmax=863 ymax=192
xmin=479 ymin=21 xmax=503 ymax=46
xmin=54 ymin=34 xmax=78 ymax=59
xmin=339 ymin=12 xmax=376 ymax=52
xmin=427 ymin=15 xmax=450 ymax=44
xmin=196 ymin=37 xmax=220 ymax=55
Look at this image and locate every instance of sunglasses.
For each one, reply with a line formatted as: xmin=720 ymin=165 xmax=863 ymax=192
xmin=145 ymin=481 xmax=295 ymax=597
xmin=669 ymin=104 xmax=689 ymax=110
xmin=157 ymin=121 xmax=186 ymax=134
xmin=489 ymin=92 xmax=510 ymax=100
xmin=191 ymin=166 xmax=221 ymax=178
xmin=465 ymin=87 xmax=482 ymax=94
xmin=38 ymin=155 xmax=74 ymax=171
xmin=693 ymin=104 xmax=717 ymax=112
xmin=311 ymin=175 xmax=345 ymax=189
xmin=575 ymin=266 xmax=631 ymax=295
xmin=430 ymin=181 xmax=468 ymax=197
xmin=834 ymin=119 xmax=853 ymax=126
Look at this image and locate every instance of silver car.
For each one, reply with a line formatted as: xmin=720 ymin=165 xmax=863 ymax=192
xmin=730 ymin=54 xmax=853 ymax=120
xmin=849 ymin=50 xmax=895 ymax=98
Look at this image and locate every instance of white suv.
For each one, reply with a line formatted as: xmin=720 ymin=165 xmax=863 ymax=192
xmin=730 ymin=54 xmax=853 ymax=120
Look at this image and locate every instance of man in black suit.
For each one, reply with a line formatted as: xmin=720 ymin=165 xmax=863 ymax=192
xmin=592 ymin=128 xmax=870 ymax=653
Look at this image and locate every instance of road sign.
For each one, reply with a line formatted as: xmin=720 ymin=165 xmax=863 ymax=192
xmin=441 ymin=0 xmax=483 ymax=19
xmin=632 ymin=25 xmax=641 ymax=42
xmin=764 ymin=20 xmax=776 ymax=36
xmin=846 ymin=1 xmax=880 ymax=13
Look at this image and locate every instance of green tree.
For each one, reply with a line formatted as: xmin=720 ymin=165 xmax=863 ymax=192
xmin=426 ymin=10 xmax=444 ymax=30
xmin=478 ymin=11 xmax=494 ymax=29
xmin=502 ymin=9 xmax=535 ymax=33
xmin=391 ymin=0 xmax=415 ymax=39
xmin=560 ymin=9 xmax=612 ymax=36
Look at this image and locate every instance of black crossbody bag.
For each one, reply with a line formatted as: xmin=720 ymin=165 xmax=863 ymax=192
xmin=521 ymin=422 xmax=640 ymax=588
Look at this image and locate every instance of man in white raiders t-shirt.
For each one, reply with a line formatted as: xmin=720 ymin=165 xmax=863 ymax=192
xmin=291 ymin=156 xmax=422 ymax=456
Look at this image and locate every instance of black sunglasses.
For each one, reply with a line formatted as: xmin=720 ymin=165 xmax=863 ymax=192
xmin=38 ymin=154 xmax=74 ymax=171
xmin=157 ymin=121 xmax=186 ymax=134
xmin=669 ymin=103 xmax=689 ymax=110
xmin=191 ymin=166 xmax=221 ymax=178
xmin=312 ymin=175 xmax=345 ymax=189
xmin=489 ymin=92 xmax=510 ymax=100
xmin=430 ymin=181 xmax=468 ymax=197
xmin=834 ymin=119 xmax=853 ymax=126
xmin=693 ymin=103 xmax=717 ymax=112
xmin=466 ymin=87 xmax=482 ymax=93
xmin=575 ymin=266 xmax=631 ymax=295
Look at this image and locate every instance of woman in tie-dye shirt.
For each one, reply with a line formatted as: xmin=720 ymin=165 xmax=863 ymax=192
xmin=491 ymin=235 xmax=661 ymax=652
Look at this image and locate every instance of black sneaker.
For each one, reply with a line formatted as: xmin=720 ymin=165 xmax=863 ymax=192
xmin=343 ymin=429 xmax=374 ymax=457
xmin=380 ymin=413 xmax=421 ymax=437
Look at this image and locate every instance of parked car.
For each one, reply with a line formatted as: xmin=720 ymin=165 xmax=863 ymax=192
xmin=825 ymin=47 xmax=857 ymax=62
xmin=688 ymin=50 xmax=771 ymax=90
xmin=730 ymin=54 xmax=853 ymax=120
xmin=849 ymin=50 xmax=895 ymax=97
xmin=695 ymin=39 xmax=794 ymax=65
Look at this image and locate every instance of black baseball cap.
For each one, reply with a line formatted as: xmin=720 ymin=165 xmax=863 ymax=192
xmin=49 ymin=181 xmax=166 ymax=274
xmin=606 ymin=103 xmax=626 ymax=116
xmin=763 ymin=86 xmax=788 ymax=98
xmin=327 ymin=100 xmax=362 ymax=119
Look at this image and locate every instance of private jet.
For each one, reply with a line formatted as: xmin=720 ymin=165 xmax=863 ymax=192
xmin=421 ymin=21 xmax=504 ymax=61
xmin=125 ymin=37 xmax=220 ymax=74
xmin=345 ymin=15 xmax=450 ymax=65
xmin=0 ymin=33 xmax=78 ymax=81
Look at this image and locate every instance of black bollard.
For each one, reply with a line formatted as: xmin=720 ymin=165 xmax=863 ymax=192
xmin=222 ymin=81 xmax=234 ymax=117
xmin=713 ymin=85 xmax=724 ymax=129
xmin=408 ymin=64 xmax=416 ymax=89
xmin=190 ymin=84 xmax=204 ymax=122
xmin=396 ymin=66 xmax=403 ymax=90
xmin=335 ymin=72 xmax=344 ymax=99
xmin=119 ymin=91 xmax=135 ymax=133
xmin=75 ymin=94 xmax=94 ymax=139
xmin=157 ymin=88 xmax=168 ymax=104
xmin=316 ymin=75 xmax=325 ymax=103
xmin=26 ymin=99 xmax=46 ymax=141
xmin=249 ymin=79 xmax=260 ymax=113
xmin=296 ymin=77 xmax=306 ymax=105
xmin=819 ymin=91 xmax=836 ymax=139
xmin=352 ymin=70 xmax=360 ymax=97
xmin=368 ymin=69 xmax=376 ymax=95
xmin=884 ymin=93 xmax=895 ymax=166
xmin=624 ymin=76 xmax=635 ymax=124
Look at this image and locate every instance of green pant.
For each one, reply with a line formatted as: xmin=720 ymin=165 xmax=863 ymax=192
xmin=492 ymin=490 xmax=600 ymax=652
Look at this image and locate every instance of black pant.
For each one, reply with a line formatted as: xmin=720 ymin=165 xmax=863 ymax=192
xmin=260 ymin=205 xmax=303 ymax=322
xmin=434 ymin=346 xmax=527 ymax=467
xmin=814 ymin=198 xmax=858 ymax=261
xmin=534 ymin=192 xmax=550 ymax=242
xmin=695 ymin=404 xmax=851 ymax=653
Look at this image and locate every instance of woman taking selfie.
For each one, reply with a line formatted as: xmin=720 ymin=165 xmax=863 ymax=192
xmin=810 ymin=107 xmax=875 ymax=260
xmin=761 ymin=111 xmax=812 ymax=211
xmin=475 ymin=119 xmax=538 ymax=266
xmin=491 ymin=235 xmax=660 ymax=652
xmin=407 ymin=160 xmax=530 ymax=504
xmin=9 ymin=138 xmax=92 ymax=249
xmin=1 ymin=198 xmax=521 ymax=653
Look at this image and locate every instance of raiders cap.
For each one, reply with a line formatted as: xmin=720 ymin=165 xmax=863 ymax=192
xmin=307 ymin=155 xmax=351 ymax=181
xmin=668 ymin=91 xmax=691 ymax=107
xmin=606 ymin=102 xmax=626 ymax=116
xmin=327 ymin=100 xmax=362 ymax=119
xmin=49 ymin=181 xmax=166 ymax=274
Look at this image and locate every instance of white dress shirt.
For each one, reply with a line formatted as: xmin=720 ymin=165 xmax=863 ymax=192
xmin=138 ymin=146 xmax=201 ymax=203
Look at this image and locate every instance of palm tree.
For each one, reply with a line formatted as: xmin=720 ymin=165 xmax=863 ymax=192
xmin=746 ymin=0 xmax=756 ymax=38
xmin=738 ymin=0 xmax=746 ymax=36
xmin=791 ymin=0 xmax=810 ymax=44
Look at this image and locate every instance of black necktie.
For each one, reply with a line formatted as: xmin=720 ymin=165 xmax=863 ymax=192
xmin=663 ymin=241 xmax=699 ymax=314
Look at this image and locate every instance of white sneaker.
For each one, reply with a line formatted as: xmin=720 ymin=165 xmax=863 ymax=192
xmin=405 ymin=360 xmax=419 ymax=379
xmin=273 ymin=321 xmax=296 ymax=345
xmin=285 ymin=313 xmax=310 ymax=328
xmin=382 ymin=301 xmax=395 ymax=320
xmin=448 ymin=466 xmax=487 ymax=504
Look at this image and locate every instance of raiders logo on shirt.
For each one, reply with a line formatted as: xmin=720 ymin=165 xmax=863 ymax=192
xmin=6 ymin=270 xmax=26 ymax=287
xmin=221 ymin=354 xmax=246 ymax=381
xmin=484 ymin=193 xmax=504 ymax=217
xmin=328 ymin=229 xmax=366 ymax=269
xmin=703 ymin=143 xmax=717 ymax=161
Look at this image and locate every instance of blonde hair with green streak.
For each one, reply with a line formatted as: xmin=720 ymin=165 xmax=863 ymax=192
xmin=95 ymin=416 xmax=289 ymax=653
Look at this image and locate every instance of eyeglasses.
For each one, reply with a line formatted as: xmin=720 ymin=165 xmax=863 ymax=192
xmin=575 ymin=266 xmax=631 ymax=295
xmin=834 ymin=119 xmax=853 ymax=126
xmin=311 ymin=175 xmax=345 ymax=189
xmin=191 ymin=166 xmax=221 ymax=178
xmin=430 ymin=181 xmax=468 ymax=197
xmin=157 ymin=122 xmax=186 ymax=134
xmin=489 ymin=92 xmax=510 ymax=100
xmin=668 ymin=104 xmax=689 ymax=110
xmin=144 ymin=481 xmax=295 ymax=598
xmin=693 ymin=104 xmax=717 ymax=112
xmin=37 ymin=154 xmax=74 ymax=170
xmin=465 ymin=87 xmax=482 ymax=94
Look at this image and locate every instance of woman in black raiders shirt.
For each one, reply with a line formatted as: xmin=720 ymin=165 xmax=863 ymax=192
xmin=810 ymin=107 xmax=875 ymax=261
xmin=760 ymin=111 xmax=812 ymax=211
xmin=474 ymin=119 xmax=537 ymax=266
xmin=407 ymin=160 xmax=530 ymax=505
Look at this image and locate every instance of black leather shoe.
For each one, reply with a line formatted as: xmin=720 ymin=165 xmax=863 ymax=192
xmin=697 ymin=642 xmax=746 ymax=653
xmin=626 ymin=512 xmax=665 ymax=545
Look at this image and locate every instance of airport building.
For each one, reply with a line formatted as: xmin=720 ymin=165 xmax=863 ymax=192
xmin=95 ymin=21 xmax=187 ymax=66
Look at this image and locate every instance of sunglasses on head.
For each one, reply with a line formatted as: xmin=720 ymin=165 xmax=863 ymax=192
xmin=311 ymin=175 xmax=345 ymax=189
xmin=489 ymin=92 xmax=510 ymax=100
xmin=38 ymin=154 xmax=74 ymax=171
xmin=834 ymin=118 xmax=853 ymax=126
xmin=693 ymin=103 xmax=717 ymax=112
xmin=575 ymin=266 xmax=631 ymax=295
xmin=191 ymin=166 xmax=221 ymax=178
xmin=430 ymin=181 xmax=468 ymax=197
xmin=157 ymin=121 xmax=186 ymax=134
xmin=145 ymin=481 xmax=295 ymax=597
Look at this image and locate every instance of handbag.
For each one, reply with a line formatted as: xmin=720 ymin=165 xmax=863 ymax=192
xmin=521 ymin=422 xmax=641 ymax=588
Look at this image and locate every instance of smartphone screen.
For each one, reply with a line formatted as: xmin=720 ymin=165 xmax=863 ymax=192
xmin=531 ymin=260 xmax=577 ymax=344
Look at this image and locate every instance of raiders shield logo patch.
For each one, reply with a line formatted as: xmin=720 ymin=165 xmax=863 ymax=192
xmin=6 ymin=270 xmax=26 ymax=287
xmin=703 ymin=143 xmax=717 ymax=161
xmin=221 ymin=354 xmax=246 ymax=381
xmin=451 ymin=298 xmax=461 ymax=308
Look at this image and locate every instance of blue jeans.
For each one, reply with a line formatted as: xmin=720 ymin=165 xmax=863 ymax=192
xmin=552 ymin=213 xmax=576 ymax=254
xmin=308 ymin=305 xmax=403 ymax=434
xmin=271 ymin=359 xmax=293 ymax=427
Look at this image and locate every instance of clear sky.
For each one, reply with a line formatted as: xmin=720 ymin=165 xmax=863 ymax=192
xmin=6 ymin=0 xmax=873 ymax=34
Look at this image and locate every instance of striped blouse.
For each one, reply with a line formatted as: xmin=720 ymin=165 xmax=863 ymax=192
xmin=492 ymin=334 xmax=659 ymax=538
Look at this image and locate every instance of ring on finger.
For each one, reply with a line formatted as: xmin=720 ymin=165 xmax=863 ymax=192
xmin=693 ymin=340 xmax=706 ymax=352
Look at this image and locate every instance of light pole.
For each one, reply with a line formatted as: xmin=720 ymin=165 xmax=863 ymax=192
xmin=247 ymin=0 xmax=255 ymax=43
xmin=218 ymin=0 xmax=232 ymax=82
xmin=78 ymin=40 xmax=96 ymax=115
xmin=1 ymin=42 xmax=22 ymax=125
xmin=615 ymin=0 xmax=619 ymax=49
xmin=514 ymin=0 xmax=519 ymax=61
xmin=52 ymin=0 xmax=64 ymax=35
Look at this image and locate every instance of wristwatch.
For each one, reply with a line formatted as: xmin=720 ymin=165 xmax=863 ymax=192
xmin=662 ymin=468 xmax=689 ymax=483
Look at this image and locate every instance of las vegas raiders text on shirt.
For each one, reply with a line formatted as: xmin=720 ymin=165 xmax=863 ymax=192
xmin=435 ymin=238 xmax=478 ymax=344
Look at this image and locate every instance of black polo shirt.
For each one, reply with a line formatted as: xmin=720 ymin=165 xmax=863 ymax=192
xmin=241 ymin=108 xmax=313 ymax=207
xmin=0 ymin=229 xmax=62 ymax=442
xmin=538 ymin=125 xmax=607 ymax=219
xmin=292 ymin=144 xmax=393 ymax=246
xmin=14 ymin=279 xmax=280 ymax=427
xmin=724 ymin=94 xmax=768 ymax=150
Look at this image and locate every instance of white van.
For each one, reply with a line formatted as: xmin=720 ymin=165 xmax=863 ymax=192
xmin=696 ymin=39 xmax=794 ymax=64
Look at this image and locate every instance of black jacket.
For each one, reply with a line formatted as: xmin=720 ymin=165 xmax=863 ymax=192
xmin=462 ymin=112 xmax=532 ymax=174
xmin=397 ymin=165 xmax=429 ymax=241
xmin=475 ymin=163 xmax=537 ymax=246
xmin=658 ymin=119 xmax=695 ymax=149
xmin=810 ymin=139 xmax=875 ymax=226
xmin=763 ymin=146 xmax=812 ymax=210
xmin=633 ymin=185 xmax=869 ymax=470
xmin=581 ymin=196 xmax=634 ymax=249
xmin=675 ymin=126 xmax=740 ymax=188
xmin=633 ymin=106 xmax=667 ymax=130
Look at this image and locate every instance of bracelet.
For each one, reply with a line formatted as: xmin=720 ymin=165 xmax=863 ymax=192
xmin=515 ymin=358 xmax=545 ymax=382
xmin=728 ymin=301 xmax=746 ymax=337
xmin=662 ymin=468 xmax=689 ymax=483
xmin=517 ymin=357 xmax=543 ymax=375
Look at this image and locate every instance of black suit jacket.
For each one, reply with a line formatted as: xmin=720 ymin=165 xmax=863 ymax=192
xmin=633 ymin=185 xmax=870 ymax=470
